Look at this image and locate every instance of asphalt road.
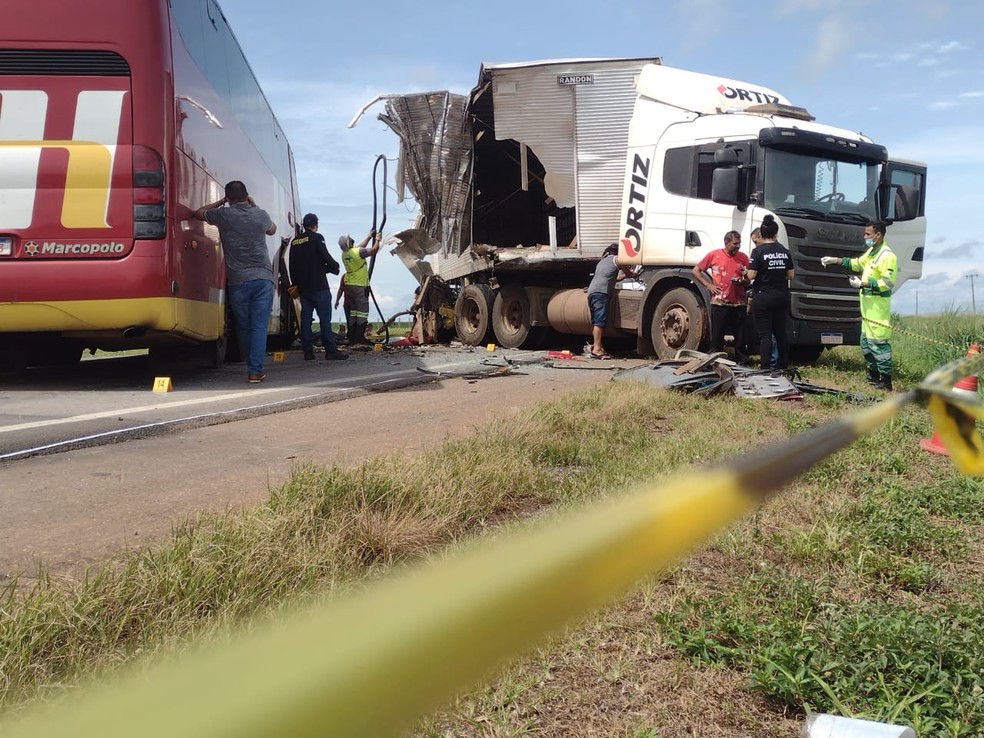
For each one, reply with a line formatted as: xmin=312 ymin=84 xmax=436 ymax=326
xmin=0 ymin=345 xmax=545 ymax=461
xmin=0 ymin=345 xmax=642 ymax=581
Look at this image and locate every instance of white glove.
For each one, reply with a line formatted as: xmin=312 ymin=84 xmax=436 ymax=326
xmin=820 ymin=256 xmax=839 ymax=267
xmin=848 ymin=276 xmax=862 ymax=288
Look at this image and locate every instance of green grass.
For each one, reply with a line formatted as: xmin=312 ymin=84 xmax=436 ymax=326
xmin=887 ymin=311 xmax=984 ymax=384
xmin=1 ymin=342 xmax=983 ymax=735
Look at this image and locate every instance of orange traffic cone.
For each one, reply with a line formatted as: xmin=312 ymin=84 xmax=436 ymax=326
xmin=920 ymin=343 xmax=980 ymax=456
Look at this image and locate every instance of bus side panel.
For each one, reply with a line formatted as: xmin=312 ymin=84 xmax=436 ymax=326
xmin=168 ymin=1 xmax=298 ymax=342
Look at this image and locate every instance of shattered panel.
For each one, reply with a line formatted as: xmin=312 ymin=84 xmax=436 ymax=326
xmin=378 ymin=92 xmax=472 ymax=255
xmin=489 ymin=67 xmax=577 ymax=208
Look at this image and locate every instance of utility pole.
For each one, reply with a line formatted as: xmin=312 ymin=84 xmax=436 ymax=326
xmin=968 ymin=273 xmax=980 ymax=314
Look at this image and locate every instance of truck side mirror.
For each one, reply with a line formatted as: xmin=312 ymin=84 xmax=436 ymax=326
xmin=711 ymin=168 xmax=740 ymax=206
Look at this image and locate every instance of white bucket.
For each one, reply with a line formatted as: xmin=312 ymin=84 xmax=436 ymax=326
xmin=804 ymin=713 xmax=916 ymax=738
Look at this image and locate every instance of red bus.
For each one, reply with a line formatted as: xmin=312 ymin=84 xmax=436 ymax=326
xmin=0 ymin=0 xmax=300 ymax=369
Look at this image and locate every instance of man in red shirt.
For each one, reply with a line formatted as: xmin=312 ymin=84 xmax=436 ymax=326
xmin=692 ymin=230 xmax=750 ymax=362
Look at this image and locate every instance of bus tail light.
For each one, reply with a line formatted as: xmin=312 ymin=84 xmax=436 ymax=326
xmin=133 ymin=145 xmax=165 ymax=239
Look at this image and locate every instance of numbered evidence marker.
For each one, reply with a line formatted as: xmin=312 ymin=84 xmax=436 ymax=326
xmin=486 ymin=343 xmax=497 ymax=352
xmin=152 ymin=376 xmax=173 ymax=393
xmin=272 ymin=351 xmax=285 ymax=362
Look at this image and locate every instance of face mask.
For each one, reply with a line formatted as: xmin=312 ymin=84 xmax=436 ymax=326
xmin=864 ymin=238 xmax=875 ymax=248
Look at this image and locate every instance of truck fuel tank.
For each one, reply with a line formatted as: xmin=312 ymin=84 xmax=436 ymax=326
xmin=546 ymin=288 xmax=640 ymax=336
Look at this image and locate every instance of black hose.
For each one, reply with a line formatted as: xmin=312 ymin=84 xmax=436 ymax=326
xmin=367 ymin=154 xmax=389 ymax=344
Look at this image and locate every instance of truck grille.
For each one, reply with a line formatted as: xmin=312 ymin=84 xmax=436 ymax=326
xmin=791 ymin=293 xmax=860 ymax=322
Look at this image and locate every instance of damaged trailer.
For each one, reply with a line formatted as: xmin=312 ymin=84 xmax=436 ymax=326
xmin=353 ymin=58 xmax=927 ymax=358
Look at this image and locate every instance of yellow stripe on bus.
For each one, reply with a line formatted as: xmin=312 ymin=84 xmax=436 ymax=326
xmin=0 ymin=297 xmax=221 ymax=339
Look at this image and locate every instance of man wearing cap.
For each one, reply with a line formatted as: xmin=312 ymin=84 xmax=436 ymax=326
xmin=339 ymin=230 xmax=381 ymax=345
xmin=289 ymin=214 xmax=348 ymax=361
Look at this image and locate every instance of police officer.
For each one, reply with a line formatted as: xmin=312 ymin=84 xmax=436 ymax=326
xmin=289 ymin=213 xmax=348 ymax=361
xmin=821 ymin=221 xmax=896 ymax=390
xmin=339 ymin=230 xmax=381 ymax=345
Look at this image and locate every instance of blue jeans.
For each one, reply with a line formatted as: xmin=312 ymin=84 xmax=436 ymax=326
xmin=228 ymin=279 xmax=273 ymax=375
xmin=300 ymin=288 xmax=336 ymax=353
xmin=587 ymin=292 xmax=609 ymax=327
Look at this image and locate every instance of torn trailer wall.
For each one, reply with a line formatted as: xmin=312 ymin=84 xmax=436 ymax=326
xmin=377 ymin=58 xmax=660 ymax=284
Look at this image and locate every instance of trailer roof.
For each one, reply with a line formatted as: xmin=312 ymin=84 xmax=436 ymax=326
xmin=478 ymin=57 xmax=661 ymax=82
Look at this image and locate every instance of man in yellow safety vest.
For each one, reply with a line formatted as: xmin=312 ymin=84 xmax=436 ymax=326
xmin=338 ymin=230 xmax=381 ymax=345
xmin=821 ymin=220 xmax=897 ymax=391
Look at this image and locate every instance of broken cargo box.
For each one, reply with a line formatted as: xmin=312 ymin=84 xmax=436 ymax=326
xmin=370 ymin=58 xmax=661 ymax=283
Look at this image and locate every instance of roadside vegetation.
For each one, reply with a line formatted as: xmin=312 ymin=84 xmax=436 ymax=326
xmin=1 ymin=313 xmax=982 ymax=736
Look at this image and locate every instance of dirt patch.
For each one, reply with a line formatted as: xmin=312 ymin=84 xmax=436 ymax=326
xmin=0 ymin=364 xmax=626 ymax=581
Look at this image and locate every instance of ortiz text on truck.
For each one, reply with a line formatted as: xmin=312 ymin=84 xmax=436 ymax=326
xmin=353 ymin=58 xmax=926 ymax=360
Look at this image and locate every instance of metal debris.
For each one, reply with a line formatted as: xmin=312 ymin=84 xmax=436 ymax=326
xmin=609 ymin=349 xmax=866 ymax=400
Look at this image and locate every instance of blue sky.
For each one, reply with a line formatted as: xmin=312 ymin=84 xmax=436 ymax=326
xmin=220 ymin=0 xmax=983 ymax=317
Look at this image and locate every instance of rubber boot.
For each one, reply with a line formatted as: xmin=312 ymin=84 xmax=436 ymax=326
xmin=877 ymin=373 xmax=893 ymax=391
xmin=866 ymin=367 xmax=880 ymax=386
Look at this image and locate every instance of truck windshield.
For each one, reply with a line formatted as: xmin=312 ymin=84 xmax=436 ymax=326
xmin=762 ymin=148 xmax=878 ymax=222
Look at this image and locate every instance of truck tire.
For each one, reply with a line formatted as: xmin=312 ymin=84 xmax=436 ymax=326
xmin=492 ymin=284 xmax=546 ymax=349
xmin=454 ymin=283 xmax=495 ymax=346
xmin=651 ymin=287 xmax=706 ymax=360
xmin=789 ymin=344 xmax=824 ymax=363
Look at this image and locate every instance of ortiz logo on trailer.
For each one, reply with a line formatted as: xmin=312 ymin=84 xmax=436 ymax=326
xmin=0 ymin=88 xmax=127 ymax=231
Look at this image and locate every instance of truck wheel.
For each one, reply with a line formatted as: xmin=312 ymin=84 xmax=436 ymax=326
xmin=454 ymin=283 xmax=495 ymax=346
xmin=651 ymin=288 xmax=706 ymax=360
xmin=492 ymin=284 xmax=545 ymax=349
xmin=789 ymin=345 xmax=824 ymax=363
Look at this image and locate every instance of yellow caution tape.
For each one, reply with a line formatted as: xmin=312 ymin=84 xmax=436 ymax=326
xmin=5 ymin=353 xmax=984 ymax=738
xmin=862 ymin=315 xmax=974 ymax=351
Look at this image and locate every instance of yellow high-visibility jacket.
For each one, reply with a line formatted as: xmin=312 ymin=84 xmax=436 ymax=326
xmin=844 ymin=243 xmax=897 ymax=340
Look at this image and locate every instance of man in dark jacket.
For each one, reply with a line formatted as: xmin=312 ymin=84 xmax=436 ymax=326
xmin=289 ymin=213 xmax=348 ymax=361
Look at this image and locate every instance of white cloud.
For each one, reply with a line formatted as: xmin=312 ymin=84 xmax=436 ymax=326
xmin=937 ymin=41 xmax=966 ymax=53
xmin=928 ymin=100 xmax=958 ymax=111
xmin=673 ymin=0 xmax=730 ymax=53
xmin=804 ymin=15 xmax=852 ymax=76
xmin=959 ymin=91 xmax=984 ymax=98
xmin=917 ymin=58 xmax=940 ymax=67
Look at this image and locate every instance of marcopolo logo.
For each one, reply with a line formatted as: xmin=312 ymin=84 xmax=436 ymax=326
xmin=28 ymin=241 xmax=126 ymax=257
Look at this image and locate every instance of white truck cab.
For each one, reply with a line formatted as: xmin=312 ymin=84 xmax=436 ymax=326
xmin=619 ymin=64 xmax=926 ymax=359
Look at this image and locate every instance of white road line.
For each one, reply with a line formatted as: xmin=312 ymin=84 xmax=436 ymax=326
xmin=0 ymin=361 xmax=469 ymax=435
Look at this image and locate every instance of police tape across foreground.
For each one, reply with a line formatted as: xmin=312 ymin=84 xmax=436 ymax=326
xmin=5 ymin=350 xmax=983 ymax=738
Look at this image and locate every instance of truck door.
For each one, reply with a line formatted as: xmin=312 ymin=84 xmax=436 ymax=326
xmin=684 ymin=140 xmax=755 ymax=265
xmin=880 ymin=160 xmax=927 ymax=290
